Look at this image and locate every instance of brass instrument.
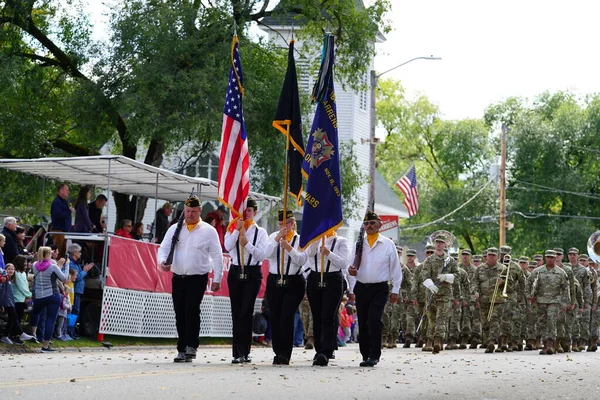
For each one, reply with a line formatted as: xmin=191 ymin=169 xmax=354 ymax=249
xmin=487 ymin=257 xmax=509 ymax=321
xmin=587 ymin=231 xmax=600 ymax=264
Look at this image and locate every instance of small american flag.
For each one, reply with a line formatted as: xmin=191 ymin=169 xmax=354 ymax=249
xmin=395 ymin=165 xmax=419 ymax=217
xmin=217 ymin=36 xmax=249 ymax=218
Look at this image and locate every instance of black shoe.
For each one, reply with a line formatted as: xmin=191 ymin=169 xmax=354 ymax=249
xmin=273 ymin=356 xmax=281 ymax=365
xmin=174 ymin=352 xmax=189 ymax=363
xmin=241 ymin=355 xmax=252 ymax=363
xmin=232 ymin=357 xmax=243 ymax=364
xmin=184 ymin=346 xmax=196 ymax=360
xmin=312 ymin=353 xmax=328 ymax=366
xmin=278 ymin=356 xmax=290 ymax=365
xmin=359 ymin=358 xmax=378 ymax=367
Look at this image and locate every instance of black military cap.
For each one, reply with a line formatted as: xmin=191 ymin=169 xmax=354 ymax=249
xmin=185 ymin=195 xmax=201 ymax=208
xmin=246 ymin=198 xmax=258 ymax=210
xmin=363 ymin=211 xmax=381 ymax=222
xmin=278 ymin=209 xmax=294 ymax=221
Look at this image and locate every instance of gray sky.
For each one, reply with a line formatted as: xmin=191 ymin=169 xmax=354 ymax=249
xmin=377 ymin=0 xmax=600 ymax=120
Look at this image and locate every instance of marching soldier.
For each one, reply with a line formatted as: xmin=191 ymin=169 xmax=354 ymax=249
xmin=589 ymin=260 xmax=599 ymax=352
xmin=518 ymin=257 xmax=531 ymax=349
xmin=304 ymin=230 xmax=349 ymax=366
xmin=573 ymin=253 xmax=598 ymax=351
xmin=401 ymin=249 xmax=418 ymax=348
xmin=382 ymin=246 xmax=404 ymax=348
xmin=472 ymin=247 xmax=506 ymax=353
xmin=526 ymin=254 xmax=547 ymax=350
xmin=556 ymin=247 xmax=579 ymax=353
xmin=469 ymin=254 xmax=483 ymax=348
xmin=299 ymin=296 xmax=314 ymax=350
xmin=264 ymin=210 xmax=308 ymax=365
xmin=530 ymin=250 xmax=569 ymax=355
xmin=420 ymin=234 xmax=459 ymax=354
xmin=224 ymin=198 xmax=268 ymax=364
xmin=413 ymin=244 xmax=435 ymax=349
xmin=497 ymin=247 xmax=525 ymax=352
xmin=348 ymin=211 xmax=402 ymax=367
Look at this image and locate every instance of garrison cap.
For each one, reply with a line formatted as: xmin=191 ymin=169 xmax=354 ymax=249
xmin=533 ymin=254 xmax=543 ymax=261
xmin=518 ymin=256 xmax=529 ymax=263
xmin=545 ymin=250 xmax=557 ymax=257
xmin=185 ymin=195 xmax=201 ymax=208
xmin=278 ymin=209 xmax=294 ymax=221
xmin=407 ymin=249 xmax=417 ymax=256
xmin=553 ymin=247 xmax=564 ymax=255
xmin=500 ymin=245 xmax=512 ymax=254
xmin=363 ymin=211 xmax=381 ymax=222
xmin=578 ymin=254 xmax=589 ymax=261
xmin=487 ymin=247 xmax=499 ymax=255
xmin=568 ymin=247 xmax=579 ymax=254
xmin=246 ymin=198 xmax=258 ymax=210
xmin=461 ymin=249 xmax=472 ymax=255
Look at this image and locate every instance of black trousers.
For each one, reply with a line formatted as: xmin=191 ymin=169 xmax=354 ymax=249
xmin=265 ymin=273 xmax=305 ymax=361
xmin=354 ymin=281 xmax=389 ymax=361
xmin=306 ymin=271 xmax=344 ymax=357
xmin=228 ymin=265 xmax=262 ymax=358
xmin=172 ymin=274 xmax=208 ymax=352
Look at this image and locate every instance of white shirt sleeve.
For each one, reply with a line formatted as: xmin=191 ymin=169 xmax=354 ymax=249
xmin=390 ymin=243 xmax=403 ymax=294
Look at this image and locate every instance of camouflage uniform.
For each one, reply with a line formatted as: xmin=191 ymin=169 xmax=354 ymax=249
xmin=525 ymin=255 xmax=545 ymax=349
xmin=589 ymin=267 xmax=600 ymax=351
xmin=572 ymin=257 xmax=598 ymax=351
xmin=446 ymin=267 xmax=469 ymax=350
xmin=472 ymin=248 xmax=507 ymax=353
xmin=299 ymin=296 xmax=314 ymax=349
xmin=554 ymin=261 xmax=576 ymax=352
xmin=518 ymin=259 xmax=531 ymax=345
xmin=463 ymin=256 xmax=482 ymax=348
xmin=382 ymin=281 xmax=402 ymax=348
xmin=498 ymin=252 xmax=525 ymax=352
xmin=399 ymin=262 xmax=417 ymax=347
xmin=531 ymin=251 xmax=569 ymax=355
xmin=412 ymin=261 xmax=429 ymax=348
xmin=421 ymin=246 xmax=459 ymax=354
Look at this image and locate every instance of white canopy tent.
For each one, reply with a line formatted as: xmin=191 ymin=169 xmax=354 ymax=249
xmin=0 ymin=155 xmax=279 ymax=203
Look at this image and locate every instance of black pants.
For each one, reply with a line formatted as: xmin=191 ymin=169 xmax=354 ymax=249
xmin=4 ymin=306 xmax=23 ymax=337
xmin=355 ymin=281 xmax=389 ymax=361
xmin=15 ymin=302 xmax=26 ymax=324
xmin=172 ymin=274 xmax=208 ymax=352
xmin=265 ymin=273 xmax=305 ymax=362
xmin=228 ymin=265 xmax=262 ymax=359
xmin=306 ymin=271 xmax=343 ymax=357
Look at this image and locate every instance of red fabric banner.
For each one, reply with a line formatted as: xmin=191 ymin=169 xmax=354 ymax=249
xmin=106 ymin=236 xmax=268 ymax=297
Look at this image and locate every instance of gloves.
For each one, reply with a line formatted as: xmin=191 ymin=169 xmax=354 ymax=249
xmin=437 ymin=274 xmax=455 ymax=284
xmin=422 ymin=278 xmax=439 ymax=294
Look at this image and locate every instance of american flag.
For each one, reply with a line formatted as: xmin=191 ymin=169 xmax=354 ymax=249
xmin=217 ymin=36 xmax=249 ymax=218
xmin=395 ymin=165 xmax=419 ymax=217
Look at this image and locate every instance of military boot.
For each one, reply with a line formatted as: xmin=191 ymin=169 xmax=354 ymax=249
xmin=535 ymin=338 xmax=543 ymax=350
xmin=432 ymin=337 xmax=442 ymax=354
xmin=305 ymin=337 xmax=314 ymax=350
xmin=588 ymin=338 xmax=598 ymax=352
xmin=388 ymin=335 xmax=397 ymax=349
xmin=445 ymin=338 xmax=456 ymax=350
xmin=539 ymin=341 xmax=548 ymax=355
xmin=469 ymin=338 xmax=479 ymax=349
xmin=562 ymin=338 xmax=571 ymax=353
xmin=485 ymin=340 xmax=495 ymax=353
xmin=555 ymin=338 xmax=564 ymax=353
xmin=495 ymin=337 xmax=505 ymax=353
xmin=525 ymin=339 xmax=534 ymax=350
xmin=422 ymin=340 xmax=433 ymax=352
xmin=403 ymin=335 xmax=412 ymax=348
xmin=459 ymin=336 xmax=468 ymax=349
xmin=578 ymin=340 xmax=587 ymax=352
xmin=500 ymin=336 xmax=509 ymax=352
xmin=516 ymin=340 xmax=523 ymax=351
xmin=572 ymin=339 xmax=581 ymax=352
xmin=415 ymin=337 xmax=424 ymax=348
xmin=545 ymin=339 xmax=555 ymax=355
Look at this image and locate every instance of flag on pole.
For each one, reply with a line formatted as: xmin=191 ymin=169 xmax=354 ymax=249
xmin=395 ymin=165 xmax=419 ymax=217
xmin=299 ymin=34 xmax=343 ymax=249
xmin=217 ymin=35 xmax=249 ymax=219
xmin=273 ymin=40 xmax=305 ymax=205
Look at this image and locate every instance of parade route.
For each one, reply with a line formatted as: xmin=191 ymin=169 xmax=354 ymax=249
xmin=1 ymin=344 xmax=598 ymax=399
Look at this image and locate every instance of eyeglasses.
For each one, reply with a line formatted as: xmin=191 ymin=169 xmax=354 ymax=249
xmin=362 ymin=221 xmax=378 ymax=226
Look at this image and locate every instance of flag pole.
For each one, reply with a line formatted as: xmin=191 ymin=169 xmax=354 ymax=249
xmin=320 ymin=236 xmax=325 ymax=286
xmin=281 ymin=123 xmax=291 ymax=278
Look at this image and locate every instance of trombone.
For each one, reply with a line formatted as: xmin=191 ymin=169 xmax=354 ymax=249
xmin=487 ymin=255 xmax=510 ymax=321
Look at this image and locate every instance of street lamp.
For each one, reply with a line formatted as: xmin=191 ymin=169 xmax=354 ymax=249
xmin=367 ymin=56 xmax=442 ymax=211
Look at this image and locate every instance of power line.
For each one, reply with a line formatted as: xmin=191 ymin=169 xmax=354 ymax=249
xmin=510 ymin=180 xmax=600 ymax=200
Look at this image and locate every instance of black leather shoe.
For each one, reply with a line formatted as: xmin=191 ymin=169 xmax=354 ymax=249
xmin=359 ymin=358 xmax=378 ymax=367
xmin=273 ymin=356 xmax=281 ymax=365
xmin=278 ymin=356 xmax=290 ymax=365
xmin=312 ymin=353 xmax=328 ymax=366
xmin=232 ymin=357 xmax=243 ymax=364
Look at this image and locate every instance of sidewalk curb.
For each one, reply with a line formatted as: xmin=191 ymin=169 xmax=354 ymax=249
xmin=0 ymin=344 xmax=232 ymax=355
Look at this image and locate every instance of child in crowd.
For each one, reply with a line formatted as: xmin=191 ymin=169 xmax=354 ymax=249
xmin=12 ymin=255 xmax=32 ymax=326
xmin=0 ymin=264 xmax=34 ymax=345
xmin=65 ymin=268 xmax=77 ymax=339
xmin=55 ymin=280 xmax=72 ymax=341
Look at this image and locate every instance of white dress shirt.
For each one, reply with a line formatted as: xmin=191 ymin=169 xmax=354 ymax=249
xmin=304 ymin=235 xmax=350 ymax=274
xmin=224 ymin=224 xmax=269 ymax=266
xmin=157 ymin=221 xmax=224 ymax=283
xmin=264 ymin=231 xmax=308 ymax=275
xmin=348 ymin=234 xmax=402 ymax=294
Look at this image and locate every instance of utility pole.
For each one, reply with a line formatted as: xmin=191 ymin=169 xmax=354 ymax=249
xmin=499 ymin=124 xmax=507 ymax=247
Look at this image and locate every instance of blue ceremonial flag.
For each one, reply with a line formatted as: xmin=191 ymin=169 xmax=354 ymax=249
xmin=299 ymin=34 xmax=343 ymax=250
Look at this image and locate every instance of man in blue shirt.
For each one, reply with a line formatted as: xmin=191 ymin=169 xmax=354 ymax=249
xmin=50 ymin=183 xmax=73 ymax=257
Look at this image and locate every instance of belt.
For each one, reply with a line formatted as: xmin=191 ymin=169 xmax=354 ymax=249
xmin=172 ymin=273 xmax=206 ymax=279
xmin=231 ymin=264 xmax=261 ymax=268
xmin=309 ymin=270 xmax=342 ymax=275
xmin=357 ymin=281 xmax=387 ymax=287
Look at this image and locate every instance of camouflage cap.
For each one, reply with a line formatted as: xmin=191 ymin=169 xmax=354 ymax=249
xmin=578 ymin=254 xmax=589 ymax=261
xmin=473 ymin=255 xmax=483 ymax=261
xmin=518 ymin=256 xmax=529 ymax=263
xmin=533 ymin=254 xmax=543 ymax=261
xmin=487 ymin=247 xmax=499 ymax=255
xmin=406 ymin=249 xmax=417 ymax=256
xmin=553 ymin=247 xmax=564 ymax=255
xmin=434 ymin=234 xmax=447 ymax=243
xmin=425 ymin=245 xmax=435 ymax=252
xmin=528 ymin=261 xmax=537 ymax=267
xmin=568 ymin=247 xmax=579 ymax=254
xmin=450 ymin=252 xmax=459 ymax=258
xmin=545 ymin=250 xmax=557 ymax=258
xmin=461 ymin=249 xmax=472 ymax=255
xmin=482 ymin=250 xmax=488 ymax=256
xmin=500 ymin=245 xmax=512 ymax=254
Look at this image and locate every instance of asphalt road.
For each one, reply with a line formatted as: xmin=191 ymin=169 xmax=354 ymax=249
xmin=1 ymin=344 xmax=599 ymax=399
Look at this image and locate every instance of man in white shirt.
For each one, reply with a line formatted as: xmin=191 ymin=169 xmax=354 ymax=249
xmin=348 ymin=211 xmax=402 ymax=367
xmin=158 ymin=195 xmax=223 ymax=363
xmin=263 ymin=210 xmax=308 ymax=365
xmin=224 ymin=198 xmax=268 ymax=364
xmin=304 ymin=230 xmax=349 ymax=366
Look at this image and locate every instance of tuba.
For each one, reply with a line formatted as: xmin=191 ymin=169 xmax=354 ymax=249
xmin=587 ymin=231 xmax=600 ymax=264
xmin=427 ymin=230 xmax=459 ymax=254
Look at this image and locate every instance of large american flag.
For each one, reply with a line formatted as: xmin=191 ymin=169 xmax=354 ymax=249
xmin=395 ymin=165 xmax=419 ymax=217
xmin=217 ymin=36 xmax=249 ymax=218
